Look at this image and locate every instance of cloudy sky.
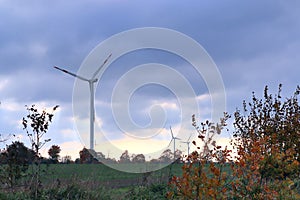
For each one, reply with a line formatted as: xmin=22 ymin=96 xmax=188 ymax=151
xmin=0 ymin=1 xmax=299 ymax=161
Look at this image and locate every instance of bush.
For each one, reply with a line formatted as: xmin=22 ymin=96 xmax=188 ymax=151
xmin=168 ymin=85 xmax=300 ymax=199
xmin=0 ymin=184 xmax=112 ymax=200
xmin=125 ymin=184 xmax=168 ymax=200
xmin=0 ymin=141 xmax=34 ymax=188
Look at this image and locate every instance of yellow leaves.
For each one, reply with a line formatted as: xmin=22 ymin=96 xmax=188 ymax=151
xmin=207 ymin=188 xmax=214 ymax=196
xmin=210 ymin=164 xmax=220 ymax=176
xmin=250 ymin=164 xmax=259 ymax=171
xmin=166 ymin=191 xmax=175 ymax=199
xmin=221 ymin=187 xmax=227 ymax=193
xmin=239 ymin=159 xmax=246 ymax=167
xmin=169 ymin=111 xmax=300 ymax=200
xmin=291 ymin=160 xmax=299 ymax=167
xmin=246 ymin=185 xmax=251 ymax=191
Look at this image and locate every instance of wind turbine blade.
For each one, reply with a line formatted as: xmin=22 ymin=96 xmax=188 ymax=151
xmin=170 ymin=126 xmax=174 ymax=138
xmin=92 ymin=53 xmax=112 ymax=79
xmin=167 ymin=139 xmax=173 ymax=147
xmin=174 ymin=137 xmax=181 ymax=140
xmin=187 ymin=133 xmax=192 ymax=142
xmin=54 ymin=66 xmax=89 ymax=82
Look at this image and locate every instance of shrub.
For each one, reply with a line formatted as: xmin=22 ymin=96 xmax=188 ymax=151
xmin=125 ymin=184 xmax=168 ymax=200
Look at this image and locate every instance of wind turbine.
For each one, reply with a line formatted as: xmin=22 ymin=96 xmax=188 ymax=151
xmin=181 ymin=133 xmax=193 ymax=156
xmin=54 ymin=53 xmax=112 ymax=150
xmin=168 ymin=126 xmax=181 ymax=161
xmin=0 ymin=133 xmax=12 ymax=143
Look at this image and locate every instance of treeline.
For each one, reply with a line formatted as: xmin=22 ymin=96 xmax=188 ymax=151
xmin=0 ymin=142 xmax=183 ymax=165
xmin=77 ymin=148 xmax=183 ymax=164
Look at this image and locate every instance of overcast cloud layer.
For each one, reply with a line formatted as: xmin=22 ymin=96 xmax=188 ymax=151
xmin=0 ymin=1 xmax=299 ymax=160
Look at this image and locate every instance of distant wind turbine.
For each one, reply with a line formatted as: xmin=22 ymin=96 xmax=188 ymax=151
xmin=168 ymin=126 xmax=181 ymax=161
xmin=54 ymin=53 xmax=112 ymax=150
xmin=181 ymin=133 xmax=193 ymax=156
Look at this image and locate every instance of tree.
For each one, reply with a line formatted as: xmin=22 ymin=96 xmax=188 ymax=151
xmin=119 ymin=150 xmax=131 ymax=163
xmin=168 ymin=85 xmax=300 ymax=199
xmin=159 ymin=149 xmax=173 ymax=163
xmin=0 ymin=141 xmax=35 ymax=187
xmin=23 ymin=105 xmax=59 ymax=156
xmin=174 ymin=149 xmax=183 ymax=163
xmin=75 ymin=158 xmax=80 ymax=164
xmin=229 ymin=135 xmax=299 ymax=199
xmin=22 ymin=104 xmax=58 ymax=198
xmin=48 ymin=145 xmax=61 ymax=163
xmin=233 ymin=85 xmax=300 ymax=179
xmin=0 ymin=151 xmax=6 ymax=164
xmin=79 ymin=147 xmax=94 ymax=164
xmin=132 ymin=154 xmax=146 ymax=163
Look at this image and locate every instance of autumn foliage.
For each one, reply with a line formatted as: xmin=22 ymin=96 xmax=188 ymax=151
xmin=167 ymin=113 xmax=234 ymax=199
xmin=168 ymin=85 xmax=300 ymax=199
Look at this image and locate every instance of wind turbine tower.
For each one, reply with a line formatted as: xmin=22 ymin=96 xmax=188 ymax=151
xmin=168 ymin=126 xmax=181 ymax=161
xmin=54 ymin=54 xmax=112 ymax=150
xmin=181 ymin=133 xmax=193 ymax=156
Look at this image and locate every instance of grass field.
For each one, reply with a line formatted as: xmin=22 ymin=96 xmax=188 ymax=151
xmin=3 ymin=163 xmax=298 ymax=199
xmin=11 ymin=163 xmax=186 ymax=199
xmin=41 ymin=163 xmax=184 ymax=188
xmin=0 ymin=162 xmax=234 ymax=199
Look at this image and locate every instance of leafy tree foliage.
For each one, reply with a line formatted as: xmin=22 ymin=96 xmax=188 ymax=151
xmin=119 ymin=150 xmax=131 ymax=163
xmin=159 ymin=149 xmax=173 ymax=163
xmin=79 ymin=147 xmax=95 ymax=164
xmin=230 ymin=135 xmax=299 ymax=199
xmin=168 ymin=85 xmax=300 ymax=199
xmin=48 ymin=145 xmax=61 ymax=163
xmin=174 ymin=149 xmax=183 ymax=163
xmin=0 ymin=141 xmax=34 ymax=187
xmin=233 ymin=85 xmax=300 ymax=178
xmin=168 ymin=114 xmax=232 ymax=199
xmin=132 ymin=154 xmax=146 ymax=163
